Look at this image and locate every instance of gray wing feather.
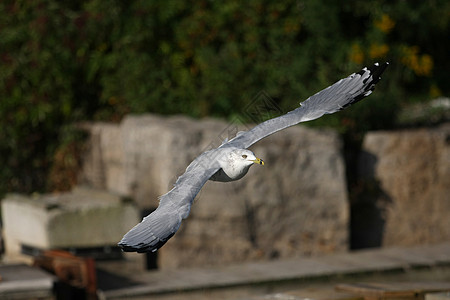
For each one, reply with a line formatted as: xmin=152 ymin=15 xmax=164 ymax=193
xmin=118 ymin=150 xmax=221 ymax=253
xmin=226 ymin=62 xmax=388 ymax=149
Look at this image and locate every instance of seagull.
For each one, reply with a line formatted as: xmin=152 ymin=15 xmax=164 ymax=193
xmin=119 ymin=62 xmax=389 ymax=253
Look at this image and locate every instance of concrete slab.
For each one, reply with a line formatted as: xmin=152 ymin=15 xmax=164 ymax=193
xmin=0 ymin=264 xmax=55 ymax=299
xmin=2 ymin=187 xmax=140 ymax=259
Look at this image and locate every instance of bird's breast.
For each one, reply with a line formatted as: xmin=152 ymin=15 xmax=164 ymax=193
xmin=209 ymin=164 xmax=251 ymax=182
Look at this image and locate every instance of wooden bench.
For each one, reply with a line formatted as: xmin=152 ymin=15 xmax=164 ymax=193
xmin=336 ymin=282 xmax=450 ymax=300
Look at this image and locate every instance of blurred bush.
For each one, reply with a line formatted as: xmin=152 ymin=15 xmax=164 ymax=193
xmin=0 ymin=0 xmax=449 ymax=195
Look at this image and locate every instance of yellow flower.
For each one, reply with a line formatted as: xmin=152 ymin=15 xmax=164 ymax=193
xmin=401 ymin=45 xmax=419 ymax=65
xmin=401 ymin=46 xmax=434 ymax=76
xmin=369 ymin=43 xmax=389 ymax=59
xmin=349 ymin=43 xmax=364 ymax=65
xmin=418 ymin=54 xmax=433 ymax=76
xmin=375 ymin=14 xmax=395 ymax=33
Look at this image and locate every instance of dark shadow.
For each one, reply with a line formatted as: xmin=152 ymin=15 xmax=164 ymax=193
xmin=55 ymin=281 xmax=87 ymax=300
xmin=21 ymin=244 xmax=124 ymax=260
xmin=96 ymin=267 xmax=141 ymax=291
xmin=350 ymin=150 xmax=392 ymax=249
xmin=243 ymin=197 xmax=258 ymax=248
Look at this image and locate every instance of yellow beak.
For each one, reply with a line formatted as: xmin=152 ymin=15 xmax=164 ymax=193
xmin=253 ymin=157 xmax=264 ymax=166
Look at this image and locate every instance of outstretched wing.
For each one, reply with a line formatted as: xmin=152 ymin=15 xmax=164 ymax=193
xmin=225 ymin=62 xmax=389 ymax=149
xmin=118 ymin=150 xmax=222 ymax=253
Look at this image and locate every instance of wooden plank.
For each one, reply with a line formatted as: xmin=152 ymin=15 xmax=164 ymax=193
xmin=426 ymin=292 xmax=450 ymax=300
xmin=285 ymin=287 xmax=365 ymax=300
xmin=336 ymin=282 xmax=413 ymax=298
xmin=34 ymin=249 xmax=97 ymax=296
xmin=336 ymin=282 xmax=450 ymax=300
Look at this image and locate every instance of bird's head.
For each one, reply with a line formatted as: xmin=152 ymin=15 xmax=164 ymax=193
xmin=231 ymin=149 xmax=264 ymax=167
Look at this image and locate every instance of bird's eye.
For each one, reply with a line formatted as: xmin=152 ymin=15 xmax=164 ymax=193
xmin=242 ymin=155 xmax=247 ymax=159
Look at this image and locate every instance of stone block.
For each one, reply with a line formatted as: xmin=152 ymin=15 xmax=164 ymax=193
xmin=1 ymin=187 xmax=140 ymax=259
xmin=358 ymin=123 xmax=450 ymax=247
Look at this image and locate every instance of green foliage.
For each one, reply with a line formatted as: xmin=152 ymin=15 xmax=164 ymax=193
xmin=0 ymin=0 xmax=449 ymax=195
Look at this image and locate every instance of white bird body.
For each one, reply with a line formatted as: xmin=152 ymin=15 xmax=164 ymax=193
xmin=119 ymin=62 xmax=389 ymax=253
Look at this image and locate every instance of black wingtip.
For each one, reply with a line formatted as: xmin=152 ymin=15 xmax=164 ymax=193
xmin=340 ymin=62 xmax=389 ymax=110
xmin=117 ymin=242 xmax=140 ymax=252
xmin=367 ymin=62 xmax=389 ymax=84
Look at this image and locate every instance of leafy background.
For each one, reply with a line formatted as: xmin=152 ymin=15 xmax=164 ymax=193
xmin=1 ymin=0 xmax=449 ymax=196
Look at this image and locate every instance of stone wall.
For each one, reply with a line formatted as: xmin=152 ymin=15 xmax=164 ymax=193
xmin=79 ymin=114 xmax=450 ymax=270
xmin=357 ymin=123 xmax=450 ymax=247
xmin=79 ymin=114 xmax=349 ymax=269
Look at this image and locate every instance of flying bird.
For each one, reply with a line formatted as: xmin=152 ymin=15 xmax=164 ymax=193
xmin=119 ymin=62 xmax=389 ymax=253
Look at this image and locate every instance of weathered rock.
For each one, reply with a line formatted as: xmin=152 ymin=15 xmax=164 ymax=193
xmin=358 ymin=123 xmax=450 ymax=247
xmin=1 ymin=187 xmax=140 ymax=259
xmin=160 ymin=125 xmax=349 ymax=269
xmin=79 ymin=114 xmax=349 ymax=269
xmin=80 ymin=115 xmax=237 ymax=208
